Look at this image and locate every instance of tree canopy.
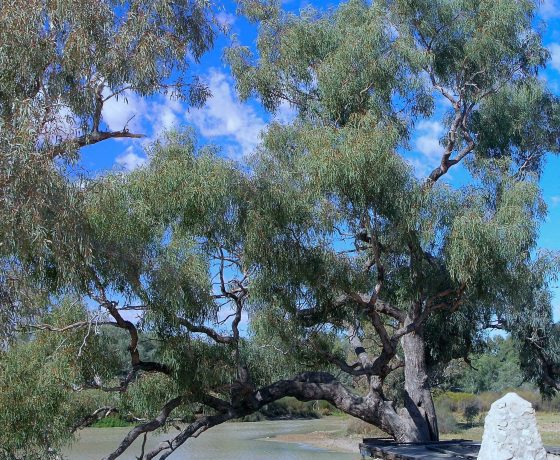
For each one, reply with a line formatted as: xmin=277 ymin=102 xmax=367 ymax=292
xmin=1 ymin=0 xmax=560 ymax=459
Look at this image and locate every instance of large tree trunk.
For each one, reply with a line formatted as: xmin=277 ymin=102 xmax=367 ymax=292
xmin=400 ymin=321 xmax=439 ymax=441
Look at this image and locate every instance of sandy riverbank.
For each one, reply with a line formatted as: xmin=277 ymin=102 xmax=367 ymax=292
xmin=266 ymin=411 xmax=560 ymax=454
xmin=266 ymin=430 xmax=362 ymax=453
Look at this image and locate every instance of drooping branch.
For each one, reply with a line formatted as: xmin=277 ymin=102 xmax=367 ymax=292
xmin=72 ymin=406 xmax=117 ymax=432
xmin=521 ymin=333 xmax=560 ymax=392
xmin=138 ymin=372 xmax=412 ymax=460
xmin=145 ymin=413 xmax=232 ymax=460
xmin=314 ymin=345 xmax=372 ymax=377
xmin=296 ymin=293 xmax=404 ymax=325
xmin=103 ymin=396 xmax=184 ymax=460
xmin=90 ymin=280 xmax=170 ymax=379
xmin=176 ymin=316 xmax=236 ymax=344
xmin=176 ymin=250 xmax=246 ymax=346
xmin=23 ymin=319 xmax=116 ymax=333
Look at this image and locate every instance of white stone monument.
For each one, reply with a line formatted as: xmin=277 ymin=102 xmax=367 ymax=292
xmin=478 ymin=392 xmax=547 ymax=460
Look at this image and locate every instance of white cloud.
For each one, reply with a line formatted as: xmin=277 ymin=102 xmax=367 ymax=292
xmin=102 ymin=88 xmax=186 ymax=140
xmin=550 ymin=195 xmax=560 ymax=207
xmin=186 ymin=70 xmax=266 ymax=158
xmin=273 ymin=100 xmax=298 ymax=124
xmin=102 ymin=90 xmax=147 ymax=134
xmin=146 ymin=94 xmax=183 ymax=136
xmin=415 ymin=120 xmax=444 ymax=160
xmin=115 ymin=146 xmax=147 ymax=171
xmin=540 ymin=0 xmax=560 ymax=19
xmin=216 ymin=11 xmax=236 ymax=29
xmin=405 ymin=120 xmax=446 ymax=178
xmin=549 ymin=43 xmax=560 ymax=73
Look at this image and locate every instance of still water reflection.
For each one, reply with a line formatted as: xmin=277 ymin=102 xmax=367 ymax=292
xmin=65 ymin=418 xmax=361 ymax=460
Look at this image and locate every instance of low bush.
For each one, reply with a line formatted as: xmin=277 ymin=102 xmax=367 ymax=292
xmin=345 ymin=417 xmax=385 ymax=437
xmin=435 ymin=401 xmax=459 ymax=434
xmin=241 ymin=397 xmax=321 ymax=421
xmin=463 ymin=402 xmax=481 ymax=426
xmin=91 ymin=416 xmax=134 ymax=428
xmin=262 ymin=397 xmax=320 ymax=419
xmin=314 ymin=400 xmax=337 ymax=416
xmin=435 ymin=392 xmax=481 ymax=413
xmin=241 ymin=412 xmax=267 ymax=422
xmin=477 ymin=388 xmax=560 ymax=412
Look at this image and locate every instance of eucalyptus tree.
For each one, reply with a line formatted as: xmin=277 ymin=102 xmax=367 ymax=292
xmin=2 ymin=0 xmax=560 ymax=459
xmin=78 ymin=0 xmax=560 ymax=454
xmin=220 ymin=0 xmax=560 ymax=444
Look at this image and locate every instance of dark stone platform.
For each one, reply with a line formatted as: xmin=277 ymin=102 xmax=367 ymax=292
xmin=359 ymin=438 xmax=560 ymax=459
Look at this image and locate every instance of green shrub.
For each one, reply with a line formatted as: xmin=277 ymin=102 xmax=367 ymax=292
xmin=242 ymin=397 xmax=321 ymax=421
xmin=314 ymin=400 xmax=337 ymax=416
xmin=91 ymin=416 xmax=134 ymax=428
xmin=438 ymin=388 xmax=559 ymax=416
xmin=463 ymin=403 xmax=481 ymax=426
xmin=435 ymin=392 xmax=478 ymax=412
xmin=241 ymin=412 xmax=267 ymax=422
xmin=435 ymin=401 xmax=459 ymax=434
xmin=543 ymin=393 xmax=560 ymax=412
xmin=476 ymin=391 xmax=501 ymax=411
xmin=477 ymin=389 xmax=550 ymax=412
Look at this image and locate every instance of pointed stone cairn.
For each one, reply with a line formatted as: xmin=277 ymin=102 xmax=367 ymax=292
xmin=478 ymin=392 xmax=547 ymax=460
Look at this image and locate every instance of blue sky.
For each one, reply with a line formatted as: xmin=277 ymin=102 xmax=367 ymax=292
xmin=80 ymin=0 xmax=560 ymax=318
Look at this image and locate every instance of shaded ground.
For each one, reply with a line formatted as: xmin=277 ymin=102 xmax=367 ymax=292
xmin=268 ymin=412 xmax=560 ymax=453
xmin=266 ymin=429 xmax=361 ymax=453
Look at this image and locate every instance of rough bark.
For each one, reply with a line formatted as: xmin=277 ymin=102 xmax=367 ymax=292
xmin=400 ymin=321 xmax=439 ymax=441
xmin=103 ymin=397 xmax=183 ymax=460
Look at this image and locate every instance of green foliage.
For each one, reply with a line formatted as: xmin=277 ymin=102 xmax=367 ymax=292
xmin=91 ymin=416 xmax=134 ymax=428
xmin=463 ymin=403 xmax=481 ymax=426
xmin=470 ymin=80 xmax=560 ymax=174
xmin=1 ymin=0 xmax=560 ymax=454
xmin=229 ymin=0 xmax=560 ymax=401
xmin=0 ymin=342 xmax=77 ymax=459
xmin=0 ymin=0 xmax=215 ymax=116
xmin=456 ymin=337 xmax=524 ymax=394
xmin=435 ymin=386 xmax=560 ymax=415
xmin=434 ymin=400 xmax=459 ymax=434
xmin=0 ymin=301 xmax=120 ymax=459
xmin=250 ymin=397 xmax=321 ymax=420
xmin=0 ymin=0 xmax=219 ymax=298
xmin=435 ymin=392 xmax=478 ymax=411
xmin=121 ymin=373 xmax=182 ymax=421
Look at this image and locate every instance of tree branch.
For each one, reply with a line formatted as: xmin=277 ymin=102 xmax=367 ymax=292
xmin=176 ymin=317 xmax=236 ymax=344
xmin=72 ymin=406 xmax=117 ymax=432
xmin=144 ymin=372 xmax=402 ymax=459
xmin=103 ymin=396 xmax=184 ymax=460
xmin=48 ymin=130 xmax=145 ymax=159
xmin=90 ymin=281 xmax=170 ymax=377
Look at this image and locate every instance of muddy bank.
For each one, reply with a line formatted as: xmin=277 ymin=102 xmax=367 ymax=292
xmin=266 ymin=428 xmax=362 ymax=453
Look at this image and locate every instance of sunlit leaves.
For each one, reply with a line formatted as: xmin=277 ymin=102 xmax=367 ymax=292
xmin=0 ymin=300 xmax=120 ymax=459
xmin=0 ymin=0 xmax=219 ymax=297
xmin=470 ymin=79 xmax=560 ymax=174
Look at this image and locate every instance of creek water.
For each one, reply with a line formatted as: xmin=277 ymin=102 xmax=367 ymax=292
xmin=64 ymin=418 xmax=361 ymax=460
